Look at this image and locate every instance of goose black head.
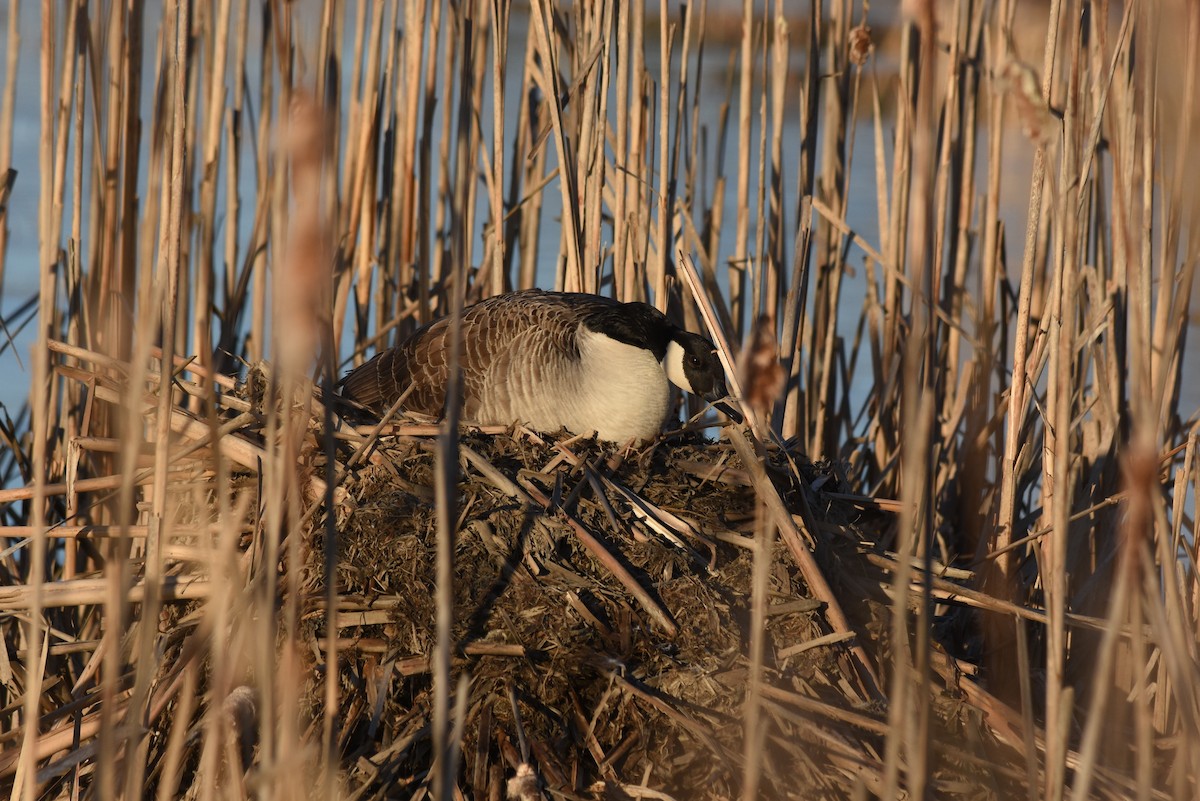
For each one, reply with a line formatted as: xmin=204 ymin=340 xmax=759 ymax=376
xmin=663 ymin=332 xmax=727 ymax=402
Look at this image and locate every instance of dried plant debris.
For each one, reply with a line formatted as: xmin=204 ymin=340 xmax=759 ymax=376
xmin=6 ymin=357 xmax=1024 ymax=800
xmin=255 ymin=424 xmax=1015 ymax=800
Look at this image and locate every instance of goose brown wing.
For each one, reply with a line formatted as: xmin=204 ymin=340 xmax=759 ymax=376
xmin=340 ymin=290 xmax=607 ymax=418
xmin=456 ymin=293 xmax=584 ymax=418
xmin=340 ymin=316 xmax=454 ymax=415
xmin=338 ymin=348 xmax=395 ymax=412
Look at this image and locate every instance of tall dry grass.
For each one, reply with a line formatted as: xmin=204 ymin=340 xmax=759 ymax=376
xmin=0 ymin=0 xmax=1197 ymax=798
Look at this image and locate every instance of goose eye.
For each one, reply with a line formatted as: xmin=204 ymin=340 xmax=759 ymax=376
xmin=689 ymin=355 xmax=702 ymax=367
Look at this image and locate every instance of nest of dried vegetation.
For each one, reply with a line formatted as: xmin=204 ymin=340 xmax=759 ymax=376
xmin=310 ymin=429 xmax=844 ymax=797
xmin=8 ymin=359 xmax=1026 ymax=800
xmin=261 ymin=410 xmax=1020 ymax=799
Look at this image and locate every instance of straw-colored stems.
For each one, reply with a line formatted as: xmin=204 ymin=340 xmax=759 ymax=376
xmin=740 ymin=499 xmax=775 ymax=801
xmin=530 ymin=0 xmax=583 ymax=292
xmin=487 ymin=0 xmax=509 ymax=296
xmin=730 ymin=0 xmax=752 ymax=334
xmin=0 ymin=0 xmax=19 ymax=294
xmin=193 ymin=0 xmax=233 ymax=388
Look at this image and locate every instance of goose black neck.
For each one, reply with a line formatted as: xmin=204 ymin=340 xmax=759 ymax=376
xmin=583 ymin=302 xmax=677 ymax=360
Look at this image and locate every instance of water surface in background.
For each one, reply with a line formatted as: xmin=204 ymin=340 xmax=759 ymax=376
xmin=1 ymin=3 xmax=1197 ymax=458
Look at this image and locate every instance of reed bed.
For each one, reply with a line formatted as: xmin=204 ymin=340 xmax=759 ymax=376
xmin=1 ymin=0 xmax=1198 ymax=798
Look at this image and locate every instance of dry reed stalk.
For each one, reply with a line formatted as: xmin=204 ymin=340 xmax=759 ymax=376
xmin=672 ymin=0 xmax=711 ymax=339
xmin=12 ymin=0 xmax=61 ymax=796
xmin=469 ymin=4 xmax=492 ymax=292
xmin=0 ymin=0 xmax=18 ymax=300
xmin=995 ymin=2 xmax=1061 ymax=593
xmin=761 ymin=2 xmax=786 ymax=328
xmin=337 ymin=0 xmax=388 ymax=359
xmin=288 ymin=87 xmax=338 ymax=796
xmin=193 ymin=0 xmax=234 ymax=392
xmin=247 ymin=1 xmax=272 ymax=365
xmin=624 ymin=0 xmax=646 ymax=300
xmin=748 ymin=13 xmax=767 ymax=327
xmin=61 ymin=0 xmax=87 ymax=580
xmin=727 ymin=0 xmax=752 ymax=334
xmin=487 ymin=0 xmax=510 ymax=297
xmin=1042 ymin=4 xmax=1083 ymax=793
xmin=573 ymin=1 xmax=611 ymax=296
xmin=90 ymin=1 xmax=179 ymax=792
xmin=512 ymin=25 xmax=546 ymax=292
xmin=530 ymin=0 xmax=583 ymax=293
xmin=426 ymin=0 xmax=455 ymax=306
xmin=679 ymin=253 xmax=881 ymax=701
xmin=809 ymin=0 xmax=853 ymax=463
xmin=432 ymin=216 xmax=463 ymax=801
xmin=0 ymin=575 xmax=212 ymax=608
xmin=882 ymin=0 xmax=939 ymax=795
xmin=1150 ymin=7 xmax=1199 ymax=433
xmin=970 ymin=0 xmax=1015 ymax=699
xmin=1063 ymin=443 xmax=1144 ymax=801
xmin=870 ymin=13 xmax=915 ymax=487
xmin=927 ymin=0 xmax=977 ymax=551
xmin=650 ymin=0 xmax=673 ymax=307
xmin=612 ymin=2 xmax=631 ymax=297
xmin=367 ymin=0 xmax=396 ymax=347
xmin=778 ymin=2 xmax=820 ymax=442
xmin=217 ymin=0 xmax=249 ymax=378
xmin=740 ymin=313 xmax=784 ymax=801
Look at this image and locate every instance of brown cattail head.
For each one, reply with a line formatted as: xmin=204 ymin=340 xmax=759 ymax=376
xmin=1118 ymin=440 xmax=1158 ymax=582
xmin=849 ymin=24 xmax=873 ymax=67
xmin=741 ymin=315 xmax=784 ymax=422
xmin=277 ymin=90 xmax=333 ymax=374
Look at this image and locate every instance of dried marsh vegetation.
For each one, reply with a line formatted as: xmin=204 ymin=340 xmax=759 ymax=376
xmin=0 ymin=0 xmax=1198 ymax=799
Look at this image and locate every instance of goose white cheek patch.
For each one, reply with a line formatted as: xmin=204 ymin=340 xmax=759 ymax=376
xmin=663 ymin=340 xmax=694 ymax=394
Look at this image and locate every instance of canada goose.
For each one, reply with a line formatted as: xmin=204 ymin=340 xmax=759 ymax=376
xmin=340 ymin=289 xmax=731 ymax=442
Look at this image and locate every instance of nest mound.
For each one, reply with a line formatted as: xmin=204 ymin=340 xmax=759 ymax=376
xmin=310 ymin=428 xmax=832 ymax=798
xmin=279 ymin=420 xmax=1016 ymax=799
xmin=2 ymin=353 xmax=1027 ymax=800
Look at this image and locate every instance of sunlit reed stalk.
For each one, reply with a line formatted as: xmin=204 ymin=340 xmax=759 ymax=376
xmin=778 ymin=1 xmax=819 ymax=440
xmin=13 ymin=0 xmax=58 ymax=796
xmin=731 ymin=0 xmax=751 ymax=334
xmin=1044 ymin=2 xmax=1081 ymax=791
xmin=0 ymin=0 xmax=18 ymax=301
xmin=115 ymin=0 xmax=192 ymax=796
xmin=808 ymin=0 xmax=849 ymax=463
xmin=487 ymin=0 xmax=509 ymax=297
xmin=739 ymin=313 xmax=783 ymax=801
